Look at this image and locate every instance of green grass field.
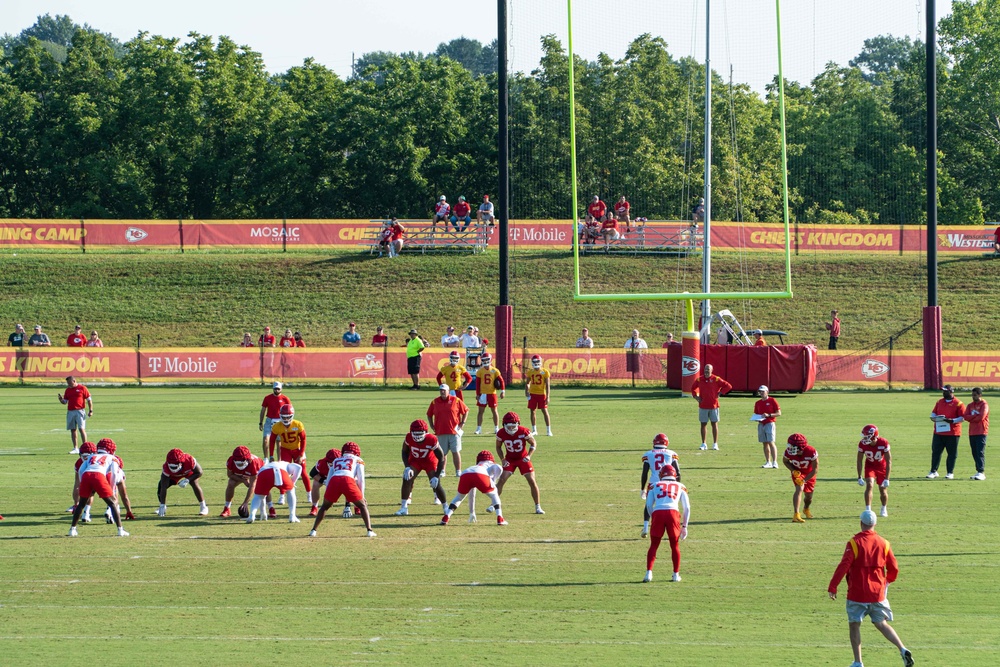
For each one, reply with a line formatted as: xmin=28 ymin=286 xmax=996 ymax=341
xmin=1 ymin=386 xmax=997 ymax=666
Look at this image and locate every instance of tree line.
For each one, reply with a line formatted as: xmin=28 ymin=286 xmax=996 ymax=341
xmin=1 ymin=2 xmax=997 ymax=224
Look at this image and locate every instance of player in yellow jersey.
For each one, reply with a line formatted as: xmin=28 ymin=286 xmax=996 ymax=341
xmin=524 ymin=354 xmax=552 ymax=436
xmin=269 ymin=405 xmax=312 ymax=500
xmin=436 ymin=351 xmax=472 ymax=402
xmin=474 ymin=353 xmax=506 ymax=435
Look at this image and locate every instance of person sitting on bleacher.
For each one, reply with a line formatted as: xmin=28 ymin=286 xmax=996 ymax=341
xmin=432 ymin=196 xmax=451 ymax=233
xmin=377 ymin=218 xmax=405 ymax=257
xmin=478 ymin=195 xmax=495 ymax=226
xmin=586 ymin=195 xmax=606 ymax=223
xmin=614 ymin=196 xmax=631 ymax=231
xmin=601 ymin=211 xmax=621 ymax=249
xmin=451 ymin=196 xmax=473 ymax=233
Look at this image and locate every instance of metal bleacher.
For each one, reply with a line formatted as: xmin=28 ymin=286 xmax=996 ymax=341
xmin=361 ymin=220 xmax=490 ymax=255
xmin=578 ymin=221 xmax=703 ymax=256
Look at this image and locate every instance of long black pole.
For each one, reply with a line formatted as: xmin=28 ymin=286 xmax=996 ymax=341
xmin=926 ymin=0 xmax=937 ymax=307
xmin=498 ymin=0 xmax=510 ymax=306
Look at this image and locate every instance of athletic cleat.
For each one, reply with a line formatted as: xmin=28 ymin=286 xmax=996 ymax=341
xmin=68 ymin=527 xmax=78 ymax=537
xmin=0 ymin=515 xmax=3 ymax=520
xmin=268 ymin=507 xmax=277 ymax=519
xmin=712 ymin=443 xmax=719 ymax=450
xmin=308 ymin=506 xmax=319 ymax=516
xmin=848 ymin=662 xmax=863 ymax=667
xmin=219 ymin=507 xmax=231 ymax=518
xmin=945 ymin=472 xmax=954 ymax=479
xmin=69 ymin=448 xmax=80 ymax=454
xmin=308 ymin=529 xmax=317 ymax=537
xmin=671 ymin=572 xmax=682 ymax=582
xmin=116 ymin=528 xmax=130 ymax=537
xmin=198 ymin=505 xmax=210 ymax=516
xmin=530 ymin=429 xmax=538 ymax=436
xmin=66 ymin=505 xmax=75 ymax=513
xmin=366 ymin=530 xmax=377 ymax=538
xmin=792 ymin=513 xmax=805 ymax=523
xmin=497 ymin=516 xmax=508 ymax=526
xmin=880 ymin=506 xmax=889 ymax=517
xmin=699 ymin=444 xmax=708 ymax=450
xmin=972 ymin=472 xmax=986 ymax=480
xmin=278 ymin=494 xmax=286 ymax=505
xmin=105 ymin=509 xmax=113 ymax=524
xmin=901 ymin=648 xmax=914 ymax=667
xmin=803 ymin=509 xmax=814 ymax=519
xmin=440 ymin=515 xmax=450 ymax=525
xmin=474 ymin=427 xmax=482 ymax=435
xmin=762 ymin=462 xmax=772 ymax=468
xmin=288 ymin=515 xmax=300 ymax=523
xmin=535 ymin=506 xmax=545 ymax=514
xmin=546 ymin=428 xmax=553 ymax=436
xmin=486 ymin=505 xmax=495 ymax=513
xmin=156 ymin=504 xmax=167 ymax=517
xmin=81 ymin=516 xmax=92 ymax=524
xmin=642 ymin=571 xmax=653 ymax=583
xmin=434 ymin=497 xmax=442 ymax=505
xmin=926 ymin=471 xmax=939 ymax=479
xmin=394 ymin=507 xmax=409 ymax=516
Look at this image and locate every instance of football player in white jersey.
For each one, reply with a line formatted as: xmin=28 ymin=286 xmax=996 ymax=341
xmin=246 ymin=459 xmax=303 ymax=523
xmin=639 ymin=433 xmax=680 ymax=537
xmin=440 ymin=451 xmax=507 ymax=526
xmin=69 ymin=447 xmax=129 ymax=537
xmin=643 ymin=464 xmax=689 ymax=582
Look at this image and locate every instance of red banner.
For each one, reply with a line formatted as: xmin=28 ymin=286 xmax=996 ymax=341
xmin=3 ymin=219 xmax=997 ymax=254
xmin=0 ymin=349 xmax=138 ymax=382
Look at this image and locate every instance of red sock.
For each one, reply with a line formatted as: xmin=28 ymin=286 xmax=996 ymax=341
xmin=302 ymin=476 xmax=312 ymax=493
xmin=646 ymin=535 xmax=662 ymax=571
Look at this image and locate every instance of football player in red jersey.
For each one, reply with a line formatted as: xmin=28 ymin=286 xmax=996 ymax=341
xmin=495 ymin=411 xmax=544 ymax=515
xmin=96 ymin=438 xmax=135 ymax=522
xmin=156 ymin=448 xmax=208 ymax=517
xmin=857 ymin=424 xmax=892 ymax=517
xmin=394 ymin=420 xmax=447 ymax=516
xmin=308 ymin=448 xmax=342 ymax=516
xmin=782 ymin=433 xmax=818 ymax=523
xmin=259 ymin=381 xmax=291 ymax=460
xmin=221 ymin=446 xmax=264 ymax=518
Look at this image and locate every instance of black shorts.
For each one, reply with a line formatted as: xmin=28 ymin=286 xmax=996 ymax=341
xmin=407 ymin=355 xmax=422 ymax=374
xmin=309 ymin=465 xmax=321 ymax=480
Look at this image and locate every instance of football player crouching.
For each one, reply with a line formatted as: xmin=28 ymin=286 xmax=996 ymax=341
xmin=96 ymin=438 xmax=135 ymax=523
xmin=639 ymin=433 xmax=680 ymax=537
xmin=247 ymin=459 xmax=303 ymax=523
xmin=309 ymin=442 xmax=376 ymax=538
xmin=221 ymin=446 xmax=264 ymax=518
xmin=440 ymin=451 xmax=507 ymax=526
xmin=308 ymin=448 xmax=341 ymax=516
xmin=157 ymin=448 xmax=208 ymax=517
xmin=394 ymin=420 xmax=448 ymax=516
xmin=495 ymin=411 xmax=544 ymax=515
xmin=69 ymin=442 xmax=129 ymax=537
xmin=70 ymin=441 xmax=99 ymax=523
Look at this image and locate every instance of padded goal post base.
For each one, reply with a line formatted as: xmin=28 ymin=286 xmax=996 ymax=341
xmin=495 ymin=305 xmax=513 ymax=387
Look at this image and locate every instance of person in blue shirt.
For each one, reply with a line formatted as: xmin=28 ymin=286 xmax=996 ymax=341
xmin=342 ymin=322 xmax=361 ymax=347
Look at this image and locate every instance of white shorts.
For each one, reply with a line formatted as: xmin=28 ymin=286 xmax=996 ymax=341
xmin=264 ymin=417 xmax=280 ymax=437
xmin=67 ymin=409 xmax=87 ymax=430
xmin=758 ymin=422 xmax=776 ymax=443
xmin=699 ymin=408 xmax=720 ymax=423
xmin=437 ymin=434 xmax=462 ymax=455
xmin=846 ymin=599 xmax=893 ymax=624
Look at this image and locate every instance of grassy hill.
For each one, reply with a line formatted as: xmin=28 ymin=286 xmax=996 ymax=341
xmin=1 ymin=248 xmax=997 ymax=350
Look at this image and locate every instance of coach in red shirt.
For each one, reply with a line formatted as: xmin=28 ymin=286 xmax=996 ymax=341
xmin=828 ymin=510 xmax=913 ymax=667
xmin=927 ymin=384 xmax=965 ymax=479
xmin=58 ymin=375 xmax=93 ymax=454
xmin=964 ymin=387 xmax=989 ymax=480
xmin=428 ymin=384 xmax=468 ymax=476
xmin=66 ymin=325 xmax=86 ymax=347
xmin=691 ymin=364 xmax=732 ymax=451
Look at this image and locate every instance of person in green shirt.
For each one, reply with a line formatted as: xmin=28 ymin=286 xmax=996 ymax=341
xmin=406 ymin=329 xmax=429 ymax=390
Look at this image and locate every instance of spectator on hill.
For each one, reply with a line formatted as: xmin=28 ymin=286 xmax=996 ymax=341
xmin=7 ymin=323 xmax=25 ymax=347
xmin=86 ymin=331 xmax=104 ymax=348
xmin=29 ymin=325 xmax=51 ymax=347
xmin=371 ymin=326 xmax=387 ymax=347
xmin=279 ymin=329 xmax=295 ymax=348
xmin=576 ymin=328 xmax=594 ymax=348
xmin=624 ymin=329 xmax=648 ymax=350
xmin=293 ymin=331 xmax=306 ymax=348
xmin=451 ymin=196 xmax=472 ymax=232
xmin=442 ymin=326 xmax=460 ymax=348
xmin=377 ymin=217 xmax=406 ymax=257
xmin=825 ymin=310 xmax=841 ymax=350
xmin=432 ymin=195 xmax=450 ymax=232
xmin=586 ymin=195 xmax=607 ymax=224
xmin=692 ymin=197 xmax=705 ymax=223
xmin=258 ymin=327 xmax=276 ymax=347
xmin=473 ymin=326 xmax=488 ymax=347
xmin=459 ymin=326 xmax=481 ymax=349
xmin=342 ymin=322 xmax=361 ymax=347
xmin=478 ymin=194 xmax=495 ymax=226
xmin=578 ymin=217 xmax=601 ymax=246
xmin=240 ymin=333 xmax=255 ymax=347
xmin=662 ymin=333 xmax=675 ymax=348
xmin=67 ymin=325 xmax=86 ymax=347
xmin=614 ymin=196 xmax=631 ymax=229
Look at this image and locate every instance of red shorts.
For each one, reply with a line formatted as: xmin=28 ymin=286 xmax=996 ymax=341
xmin=79 ymin=471 xmax=114 ymax=500
xmin=477 ymin=393 xmax=498 ymax=408
xmin=279 ymin=448 xmax=305 ymax=464
xmin=528 ymin=394 xmax=548 ymax=410
xmin=649 ymin=508 xmax=681 ymax=543
xmin=792 ymin=472 xmax=816 ymax=494
xmin=457 ymin=472 xmax=496 ymax=495
xmin=503 ymin=458 xmax=534 ymax=475
xmin=407 ymin=454 xmax=440 ymax=476
xmin=864 ymin=464 xmax=888 ymax=486
xmin=254 ymin=468 xmax=294 ymax=494
xmin=324 ymin=476 xmax=364 ymax=504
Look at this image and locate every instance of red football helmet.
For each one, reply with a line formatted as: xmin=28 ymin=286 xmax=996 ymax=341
xmin=79 ymin=441 xmax=97 ymax=455
xmin=531 ymin=354 xmax=542 ymax=369
xmin=449 ymin=351 xmax=460 ymax=364
xmin=232 ymin=445 xmax=252 ymax=470
xmin=658 ymin=464 xmax=677 ymax=479
xmin=786 ymin=433 xmax=808 ymax=452
xmin=481 ymin=353 xmax=492 ymax=365
xmin=861 ymin=424 xmax=879 ymax=445
xmin=325 ymin=448 xmax=342 ymax=462
xmin=476 ymin=450 xmax=495 ymax=464
xmin=652 ymin=433 xmax=669 ymax=449
xmin=279 ymin=404 xmax=295 ymax=425
xmin=96 ymin=438 xmax=116 ymax=454
xmin=502 ymin=411 xmax=520 ymax=434
xmin=342 ymin=441 xmax=361 ymax=457
xmin=410 ymin=419 xmax=429 ymax=442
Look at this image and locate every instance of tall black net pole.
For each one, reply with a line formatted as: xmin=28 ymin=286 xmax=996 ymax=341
xmin=923 ymin=0 xmax=942 ymax=390
xmin=496 ymin=0 xmax=514 ymax=387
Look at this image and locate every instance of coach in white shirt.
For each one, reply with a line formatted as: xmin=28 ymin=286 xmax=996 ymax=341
xmin=459 ymin=326 xmax=481 ymax=348
xmin=576 ymin=328 xmax=594 ymax=348
xmin=624 ymin=329 xmax=648 ymax=349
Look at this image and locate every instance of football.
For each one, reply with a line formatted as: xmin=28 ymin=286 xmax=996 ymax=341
xmin=237 ymin=505 xmax=249 ymax=518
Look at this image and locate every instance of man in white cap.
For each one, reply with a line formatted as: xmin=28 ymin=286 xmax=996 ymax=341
xmin=459 ymin=326 xmax=481 ymax=349
xmin=259 ymin=381 xmax=291 ymax=460
xmin=427 ymin=383 xmax=468 ymax=476
xmin=432 ymin=195 xmax=450 ymax=232
xmin=753 ymin=385 xmax=782 ymax=468
xmin=828 ymin=510 xmax=914 ymax=667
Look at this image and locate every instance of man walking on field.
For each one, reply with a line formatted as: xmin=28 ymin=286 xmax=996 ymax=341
xmin=828 ymin=510 xmax=914 ymax=667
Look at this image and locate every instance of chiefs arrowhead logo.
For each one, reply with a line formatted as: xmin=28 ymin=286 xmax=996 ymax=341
xmin=125 ymin=227 xmax=149 ymax=243
xmin=681 ymin=356 xmax=701 ymax=377
xmin=861 ymin=359 xmax=889 ymax=379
